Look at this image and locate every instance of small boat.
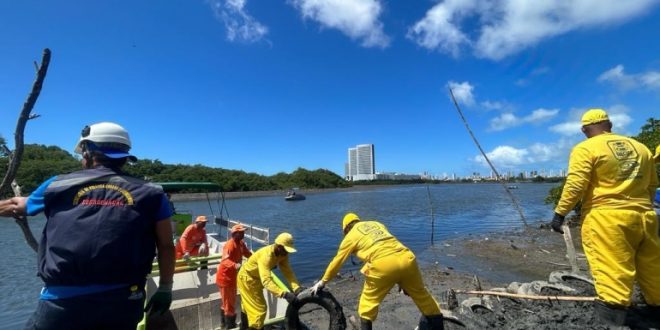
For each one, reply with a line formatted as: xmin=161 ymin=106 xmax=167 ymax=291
xmin=507 ymin=185 xmax=519 ymax=189
xmin=285 ymin=190 xmax=305 ymax=201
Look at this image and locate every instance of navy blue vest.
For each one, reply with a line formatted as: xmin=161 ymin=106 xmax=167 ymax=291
xmin=39 ymin=167 xmax=164 ymax=287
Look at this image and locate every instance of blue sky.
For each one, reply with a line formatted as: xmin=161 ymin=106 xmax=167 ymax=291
xmin=1 ymin=0 xmax=659 ymax=177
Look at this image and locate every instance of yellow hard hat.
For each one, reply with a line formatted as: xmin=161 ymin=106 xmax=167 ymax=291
xmin=274 ymin=232 xmax=297 ymax=253
xmin=581 ymin=108 xmax=609 ymax=126
xmin=655 ymin=145 xmax=660 ymax=163
xmin=342 ymin=212 xmax=360 ymax=231
xmin=195 ymin=215 xmax=208 ymax=223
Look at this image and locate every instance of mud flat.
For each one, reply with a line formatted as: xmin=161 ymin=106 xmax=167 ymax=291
xmin=295 ymin=226 xmax=657 ymax=329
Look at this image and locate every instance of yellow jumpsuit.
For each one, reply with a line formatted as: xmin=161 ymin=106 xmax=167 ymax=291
xmin=556 ymin=133 xmax=659 ymax=306
xmin=321 ymin=221 xmax=441 ymax=321
xmin=237 ymin=244 xmax=300 ymax=329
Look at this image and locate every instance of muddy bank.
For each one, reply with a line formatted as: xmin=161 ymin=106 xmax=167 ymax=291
xmin=293 ymin=226 xmax=657 ymax=329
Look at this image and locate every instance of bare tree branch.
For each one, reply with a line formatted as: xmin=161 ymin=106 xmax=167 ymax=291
xmin=0 ymin=48 xmax=50 ymax=194
xmin=11 ymin=181 xmax=38 ymax=251
xmin=0 ymin=48 xmax=51 ymax=253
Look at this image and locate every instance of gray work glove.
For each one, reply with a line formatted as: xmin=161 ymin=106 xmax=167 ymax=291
xmin=145 ymin=283 xmax=173 ymax=315
xmin=282 ymin=291 xmax=297 ymax=304
xmin=551 ymin=213 xmax=565 ymax=234
xmin=311 ymin=280 xmax=325 ymax=295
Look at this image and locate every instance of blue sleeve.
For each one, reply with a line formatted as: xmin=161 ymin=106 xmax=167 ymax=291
xmin=156 ymin=194 xmax=174 ymax=222
xmin=26 ymin=176 xmax=58 ymax=216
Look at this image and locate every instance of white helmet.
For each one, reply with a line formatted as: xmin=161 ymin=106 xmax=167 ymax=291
xmin=74 ymin=122 xmax=135 ymax=160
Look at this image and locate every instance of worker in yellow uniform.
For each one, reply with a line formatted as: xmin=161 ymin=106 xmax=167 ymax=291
xmin=311 ymin=213 xmax=444 ymax=330
xmin=237 ymin=232 xmax=302 ymax=330
xmin=551 ymin=109 xmax=659 ymax=326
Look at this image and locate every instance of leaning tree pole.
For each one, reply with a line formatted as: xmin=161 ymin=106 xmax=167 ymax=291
xmin=0 ymin=48 xmax=51 ymax=252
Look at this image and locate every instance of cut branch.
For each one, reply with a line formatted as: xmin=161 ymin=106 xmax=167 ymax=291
xmin=0 ymin=48 xmax=51 ymax=194
xmin=0 ymin=48 xmax=51 ymax=253
xmin=454 ymin=290 xmax=595 ymax=302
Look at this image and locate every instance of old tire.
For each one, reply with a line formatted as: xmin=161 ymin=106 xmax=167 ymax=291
xmin=285 ymin=289 xmax=347 ymax=330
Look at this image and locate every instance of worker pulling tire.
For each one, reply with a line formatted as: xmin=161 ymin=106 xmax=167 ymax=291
xmin=285 ymin=288 xmax=347 ymax=330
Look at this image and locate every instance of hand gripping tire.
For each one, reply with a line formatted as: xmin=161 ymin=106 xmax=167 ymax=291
xmin=285 ymin=288 xmax=347 ymax=330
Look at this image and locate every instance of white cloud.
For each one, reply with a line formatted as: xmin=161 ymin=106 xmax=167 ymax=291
xmin=474 ymin=145 xmax=529 ymax=167
xmin=290 ymin=0 xmax=389 ymax=48
xmin=474 ymin=140 xmax=571 ymax=169
xmin=489 ymin=108 xmax=559 ymax=131
xmin=208 ymin=0 xmax=268 ymax=43
xmin=481 ymin=100 xmax=512 ymax=111
xmin=447 ymin=81 xmax=475 ymax=106
xmin=408 ymin=0 xmax=658 ymax=60
xmin=598 ymin=64 xmax=660 ymax=92
xmin=549 ymin=104 xmax=633 ymax=136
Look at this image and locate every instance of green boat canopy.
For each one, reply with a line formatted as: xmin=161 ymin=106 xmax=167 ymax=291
xmin=154 ymin=182 xmax=222 ymax=193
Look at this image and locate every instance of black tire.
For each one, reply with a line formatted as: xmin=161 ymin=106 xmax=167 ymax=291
xmin=285 ymin=289 xmax=347 ymax=330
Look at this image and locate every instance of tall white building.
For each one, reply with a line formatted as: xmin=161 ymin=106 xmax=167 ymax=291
xmin=347 ymin=144 xmax=375 ymax=181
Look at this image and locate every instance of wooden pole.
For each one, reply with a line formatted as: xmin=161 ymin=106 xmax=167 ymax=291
xmin=447 ymin=87 xmax=527 ymax=227
xmin=454 ymin=290 xmax=595 ymax=302
xmin=426 ymin=185 xmax=436 ymax=245
xmin=561 ymin=223 xmax=579 ymax=274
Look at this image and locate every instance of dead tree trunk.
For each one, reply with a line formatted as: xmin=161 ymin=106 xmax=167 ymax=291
xmin=0 ymin=48 xmax=51 ymax=252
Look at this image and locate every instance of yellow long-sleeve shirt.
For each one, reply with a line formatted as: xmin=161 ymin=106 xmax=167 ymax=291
xmin=321 ymin=221 xmax=407 ymax=283
xmin=555 ymin=133 xmax=658 ymax=216
xmin=240 ymin=244 xmax=300 ymax=297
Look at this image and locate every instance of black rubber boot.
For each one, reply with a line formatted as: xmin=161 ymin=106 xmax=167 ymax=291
xmin=219 ymin=309 xmax=226 ymax=329
xmin=593 ymin=300 xmax=627 ymax=326
xmin=226 ymin=315 xmax=237 ymax=329
xmin=638 ymin=305 xmax=660 ymax=326
xmin=426 ymin=314 xmax=445 ymax=330
xmin=360 ymin=318 xmax=372 ymax=330
xmin=239 ymin=312 xmax=248 ymax=330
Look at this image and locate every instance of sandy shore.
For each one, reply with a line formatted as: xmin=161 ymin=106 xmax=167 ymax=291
xmin=295 ymin=226 xmax=657 ymax=329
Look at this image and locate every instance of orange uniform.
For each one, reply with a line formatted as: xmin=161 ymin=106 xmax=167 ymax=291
xmin=175 ymin=224 xmax=208 ymax=259
xmin=216 ymin=238 xmax=252 ymax=316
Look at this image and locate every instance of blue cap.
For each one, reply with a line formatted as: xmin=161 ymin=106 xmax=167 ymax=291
xmin=88 ymin=143 xmax=137 ymax=162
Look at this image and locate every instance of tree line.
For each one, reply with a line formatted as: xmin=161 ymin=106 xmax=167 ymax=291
xmin=0 ymin=143 xmax=350 ymax=195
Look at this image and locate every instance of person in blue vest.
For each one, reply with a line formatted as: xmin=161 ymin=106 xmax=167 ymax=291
xmin=0 ymin=122 xmax=175 ymax=330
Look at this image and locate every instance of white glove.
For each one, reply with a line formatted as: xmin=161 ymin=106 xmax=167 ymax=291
xmin=311 ymin=280 xmax=325 ymax=295
xmin=198 ymin=243 xmax=207 ymax=255
xmin=235 ymin=263 xmax=242 ymax=270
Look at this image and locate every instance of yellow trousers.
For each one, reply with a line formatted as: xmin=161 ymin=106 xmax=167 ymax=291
xmin=359 ymin=250 xmax=441 ymax=321
xmin=237 ymin=269 xmax=267 ymax=329
xmin=582 ymin=209 xmax=660 ymax=306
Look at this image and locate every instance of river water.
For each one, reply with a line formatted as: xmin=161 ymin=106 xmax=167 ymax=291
xmin=0 ymin=183 xmax=556 ymax=329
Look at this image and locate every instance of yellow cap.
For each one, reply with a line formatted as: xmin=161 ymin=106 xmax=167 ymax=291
xmin=274 ymin=233 xmax=297 ymax=253
xmin=655 ymin=145 xmax=660 ymax=163
xmin=195 ymin=215 xmax=208 ymax=223
xmin=581 ymin=108 xmax=609 ymax=126
xmin=342 ymin=212 xmax=360 ymax=231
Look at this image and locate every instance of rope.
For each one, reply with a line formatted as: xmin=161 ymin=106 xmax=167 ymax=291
xmin=448 ymin=87 xmax=528 ymax=227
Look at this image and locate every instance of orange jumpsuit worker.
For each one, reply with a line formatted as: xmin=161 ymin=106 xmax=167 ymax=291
xmin=216 ymin=224 xmax=252 ymax=330
xmin=551 ymin=109 xmax=659 ymax=326
xmin=237 ymin=233 xmax=302 ymax=330
xmin=311 ymin=213 xmax=444 ymax=330
xmin=175 ymin=215 xmax=209 ymax=259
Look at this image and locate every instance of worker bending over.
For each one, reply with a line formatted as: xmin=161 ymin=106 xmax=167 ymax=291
xmin=175 ymin=215 xmax=209 ymax=260
xmin=216 ymin=224 xmax=252 ymax=329
xmin=237 ymin=232 xmax=302 ymax=330
xmin=551 ymin=109 xmax=659 ymax=326
xmin=311 ymin=213 xmax=444 ymax=330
